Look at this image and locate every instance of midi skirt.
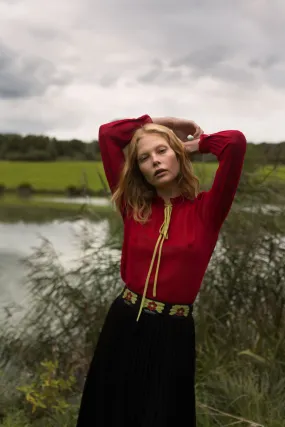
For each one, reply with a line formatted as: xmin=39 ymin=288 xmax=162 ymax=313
xmin=76 ymin=288 xmax=196 ymax=427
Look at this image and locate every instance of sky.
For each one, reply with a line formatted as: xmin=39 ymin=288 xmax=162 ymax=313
xmin=0 ymin=0 xmax=285 ymax=143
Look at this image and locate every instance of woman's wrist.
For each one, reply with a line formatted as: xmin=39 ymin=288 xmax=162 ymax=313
xmin=152 ymin=117 xmax=175 ymax=128
xmin=184 ymin=138 xmax=200 ymax=153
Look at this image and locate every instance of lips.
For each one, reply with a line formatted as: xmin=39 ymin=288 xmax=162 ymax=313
xmin=154 ymin=168 xmax=167 ymax=177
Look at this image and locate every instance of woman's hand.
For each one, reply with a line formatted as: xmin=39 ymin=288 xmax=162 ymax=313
xmin=152 ymin=117 xmax=203 ymax=141
xmin=152 ymin=117 xmax=203 ymax=153
xmin=182 ymin=137 xmax=200 ymax=153
xmin=172 ymin=119 xmax=203 ymax=142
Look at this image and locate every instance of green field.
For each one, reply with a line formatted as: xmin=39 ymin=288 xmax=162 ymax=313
xmin=0 ymin=161 xmax=218 ymax=191
xmin=0 ymin=161 xmax=284 ymax=192
xmin=0 ymin=161 xmax=107 ymax=191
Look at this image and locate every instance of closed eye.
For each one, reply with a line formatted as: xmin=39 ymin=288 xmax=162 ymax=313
xmin=138 ymin=155 xmax=148 ymax=163
xmin=138 ymin=147 xmax=167 ymax=162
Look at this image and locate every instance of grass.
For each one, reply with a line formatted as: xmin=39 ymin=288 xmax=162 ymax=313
xmin=0 ymin=202 xmax=284 ymax=426
xmin=0 ymin=160 xmax=283 ymax=223
xmin=0 ymin=161 xmax=218 ymax=191
xmin=0 ymin=194 xmax=115 ymax=223
xmin=261 ymin=164 xmax=285 ymax=181
xmin=0 ymin=161 xmax=107 ymax=191
xmin=0 ymin=194 xmax=109 ymax=210
xmin=0 ymin=161 xmax=284 ymax=193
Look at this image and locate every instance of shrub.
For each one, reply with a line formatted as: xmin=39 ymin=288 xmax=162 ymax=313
xmin=0 ymin=181 xmax=284 ymax=425
xmin=17 ymin=183 xmax=34 ymax=198
xmin=17 ymin=360 xmax=76 ymax=416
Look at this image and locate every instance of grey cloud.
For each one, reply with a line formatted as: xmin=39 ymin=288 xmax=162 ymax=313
xmin=265 ymin=66 xmax=285 ymax=89
xmin=171 ymin=45 xmax=232 ymax=71
xmin=0 ymin=115 xmax=81 ymax=135
xmin=208 ymin=64 xmax=255 ymax=85
xmin=81 ymin=0 xmax=285 ymax=91
xmin=249 ymin=55 xmax=282 ymax=70
xmin=138 ymin=64 xmax=163 ymax=84
xmin=0 ymin=117 xmax=55 ymax=134
xmin=135 ymin=43 xmax=254 ymax=86
xmin=138 ymin=67 xmax=184 ymax=85
xmin=98 ymin=74 xmax=119 ymax=87
xmin=0 ymin=102 xmax=83 ymax=135
xmin=0 ymin=0 xmax=21 ymax=3
xmin=1 ymin=0 xmax=285 ymax=142
xmin=0 ymin=43 xmax=72 ymax=99
xmin=137 ymin=61 xmax=255 ymax=87
xmin=28 ymin=26 xmax=68 ymax=42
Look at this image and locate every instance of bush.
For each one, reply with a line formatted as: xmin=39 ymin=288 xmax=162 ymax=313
xmin=0 ymin=410 xmax=31 ymax=427
xmin=23 ymin=150 xmax=53 ymax=162
xmin=65 ymin=185 xmax=81 ymax=197
xmin=0 ymin=186 xmax=284 ymax=425
xmin=17 ymin=183 xmax=34 ymax=198
xmin=17 ymin=360 xmax=76 ymax=416
xmin=0 ymin=184 xmax=5 ymax=196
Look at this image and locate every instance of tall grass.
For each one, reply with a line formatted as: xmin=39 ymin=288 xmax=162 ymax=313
xmin=0 ymin=172 xmax=284 ymax=425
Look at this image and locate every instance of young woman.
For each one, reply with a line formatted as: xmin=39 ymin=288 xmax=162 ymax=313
xmin=76 ymin=115 xmax=246 ymax=426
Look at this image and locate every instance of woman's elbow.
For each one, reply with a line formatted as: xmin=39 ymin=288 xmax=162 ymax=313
xmin=98 ymin=123 xmax=109 ymax=139
xmin=229 ymin=130 xmax=247 ymax=153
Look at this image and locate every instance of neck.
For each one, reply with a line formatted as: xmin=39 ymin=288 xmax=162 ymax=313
xmin=156 ymin=185 xmax=181 ymax=204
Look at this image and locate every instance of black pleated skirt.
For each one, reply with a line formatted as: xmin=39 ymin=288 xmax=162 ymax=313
xmin=76 ymin=290 xmax=196 ymax=427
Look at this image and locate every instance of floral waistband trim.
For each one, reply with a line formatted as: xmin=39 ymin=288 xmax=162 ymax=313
xmin=121 ymin=288 xmax=192 ymax=318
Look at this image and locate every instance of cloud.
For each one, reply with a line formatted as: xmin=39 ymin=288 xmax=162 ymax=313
xmin=171 ymin=45 xmax=232 ymax=71
xmin=0 ymin=0 xmax=284 ymax=142
xmin=137 ymin=60 xmax=185 ymax=85
xmin=249 ymin=55 xmax=282 ymax=70
xmin=0 ymin=42 xmax=72 ymax=99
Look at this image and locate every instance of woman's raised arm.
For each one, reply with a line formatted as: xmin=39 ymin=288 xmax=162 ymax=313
xmin=196 ymin=130 xmax=247 ymax=231
xmin=98 ymin=115 xmax=152 ymax=193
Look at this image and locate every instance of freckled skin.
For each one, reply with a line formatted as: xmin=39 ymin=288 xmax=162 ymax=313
xmin=137 ymin=135 xmax=180 ymax=197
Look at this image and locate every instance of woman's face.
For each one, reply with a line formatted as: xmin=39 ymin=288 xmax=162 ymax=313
xmin=136 ymin=134 xmax=180 ymax=189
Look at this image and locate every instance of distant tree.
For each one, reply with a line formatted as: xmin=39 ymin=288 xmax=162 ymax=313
xmin=0 ymin=132 xmax=284 ymax=164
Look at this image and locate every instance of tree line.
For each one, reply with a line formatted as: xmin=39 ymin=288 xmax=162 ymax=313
xmin=0 ymin=133 xmax=285 ymax=164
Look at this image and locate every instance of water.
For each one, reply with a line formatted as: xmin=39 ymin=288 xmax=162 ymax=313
xmin=38 ymin=196 xmax=111 ymax=206
xmin=0 ymin=197 xmax=283 ymax=323
xmin=0 ymin=218 xmax=110 ymax=320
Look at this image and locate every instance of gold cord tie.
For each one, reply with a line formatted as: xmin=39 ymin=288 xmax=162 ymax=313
xmin=136 ymin=203 xmax=173 ymax=322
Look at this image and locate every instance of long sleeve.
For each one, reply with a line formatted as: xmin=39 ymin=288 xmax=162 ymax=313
xmin=98 ymin=115 xmax=152 ymax=193
xmin=197 ymin=130 xmax=247 ymax=231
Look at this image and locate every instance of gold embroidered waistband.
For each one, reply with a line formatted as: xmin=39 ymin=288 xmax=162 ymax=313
xmin=120 ymin=287 xmax=193 ymax=318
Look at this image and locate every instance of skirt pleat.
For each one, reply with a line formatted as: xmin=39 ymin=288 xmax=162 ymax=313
xmin=76 ymin=294 xmax=196 ymax=427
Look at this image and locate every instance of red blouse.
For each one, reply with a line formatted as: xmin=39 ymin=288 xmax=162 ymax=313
xmin=99 ymin=115 xmax=246 ymax=306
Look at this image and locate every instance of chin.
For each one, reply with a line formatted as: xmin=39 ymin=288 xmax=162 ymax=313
xmin=154 ymin=177 xmax=175 ymax=189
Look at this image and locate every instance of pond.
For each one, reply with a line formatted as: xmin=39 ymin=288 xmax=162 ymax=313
xmin=0 ymin=196 xmax=116 ymax=321
xmin=0 ymin=195 xmax=284 ymax=323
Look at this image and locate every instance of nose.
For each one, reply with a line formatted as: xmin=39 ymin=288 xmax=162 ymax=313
xmin=152 ymin=155 xmax=160 ymax=166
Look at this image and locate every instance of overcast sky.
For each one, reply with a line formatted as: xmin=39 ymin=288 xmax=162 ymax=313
xmin=0 ymin=0 xmax=284 ymax=142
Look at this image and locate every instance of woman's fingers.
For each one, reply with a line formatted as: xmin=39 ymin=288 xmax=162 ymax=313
xmin=172 ymin=120 xmax=203 ymax=140
xmin=193 ymin=126 xmax=204 ymax=138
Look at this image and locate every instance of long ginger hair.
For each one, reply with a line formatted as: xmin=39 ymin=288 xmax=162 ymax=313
xmin=112 ymin=123 xmax=200 ymax=223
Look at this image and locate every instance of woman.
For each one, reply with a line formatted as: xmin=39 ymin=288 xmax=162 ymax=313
xmin=76 ymin=115 xmax=246 ymax=426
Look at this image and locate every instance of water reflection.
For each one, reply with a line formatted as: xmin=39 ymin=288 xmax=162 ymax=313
xmin=37 ymin=196 xmax=111 ymax=206
xmin=0 ymin=219 xmax=111 ymax=320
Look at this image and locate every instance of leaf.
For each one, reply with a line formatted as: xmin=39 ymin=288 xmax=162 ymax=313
xmin=238 ymin=349 xmax=267 ymax=364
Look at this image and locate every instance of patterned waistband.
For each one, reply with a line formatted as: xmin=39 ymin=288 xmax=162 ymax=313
xmin=119 ymin=287 xmax=193 ymax=318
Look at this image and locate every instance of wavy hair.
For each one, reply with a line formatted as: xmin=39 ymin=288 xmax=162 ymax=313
xmin=112 ymin=123 xmax=200 ymax=223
